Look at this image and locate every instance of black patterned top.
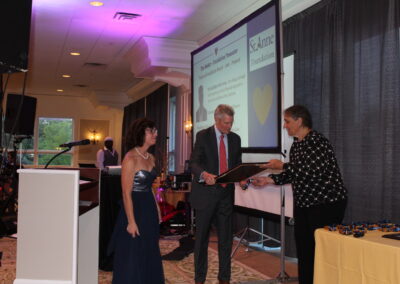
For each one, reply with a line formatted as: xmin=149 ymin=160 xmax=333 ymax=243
xmin=270 ymin=130 xmax=347 ymax=208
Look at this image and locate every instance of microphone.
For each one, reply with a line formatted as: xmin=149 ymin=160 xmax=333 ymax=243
xmin=59 ymin=139 xmax=90 ymax=148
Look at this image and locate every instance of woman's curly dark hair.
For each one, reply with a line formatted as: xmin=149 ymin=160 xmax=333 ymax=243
xmin=125 ymin=118 xmax=156 ymax=150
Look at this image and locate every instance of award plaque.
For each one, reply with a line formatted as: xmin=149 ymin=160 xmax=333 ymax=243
xmin=215 ymin=163 xmax=268 ymax=184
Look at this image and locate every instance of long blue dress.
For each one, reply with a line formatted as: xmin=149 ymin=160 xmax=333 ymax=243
xmin=109 ymin=168 xmax=165 ymax=284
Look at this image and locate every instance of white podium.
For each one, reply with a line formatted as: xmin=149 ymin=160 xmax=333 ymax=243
xmin=14 ymin=168 xmax=100 ymax=284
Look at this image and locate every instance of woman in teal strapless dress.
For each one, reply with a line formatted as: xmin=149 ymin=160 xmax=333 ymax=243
xmin=109 ymin=118 xmax=164 ymax=284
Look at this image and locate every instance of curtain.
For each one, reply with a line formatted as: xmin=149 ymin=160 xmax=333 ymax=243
xmin=146 ymin=84 xmax=169 ymax=173
xmin=121 ymin=84 xmax=168 ymax=172
xmin=121 ymin=98 xmax=145 ymax=157
xmin=283 ymin=0 xmax=400 ymax=222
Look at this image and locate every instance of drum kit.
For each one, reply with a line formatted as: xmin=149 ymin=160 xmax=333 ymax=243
xmin=0 ymin=151 xmax=19 ymax=237
xmin=0 ymin=135 xmax=30 ymax=237
xmin=155 ymin=174 xmax=193 ymax=236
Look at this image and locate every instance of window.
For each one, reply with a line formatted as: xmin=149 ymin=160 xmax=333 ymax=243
xmin=37 ymin=118 xmax=73 ymax=166
xmin=4 ymin=117 xmax=74 ymax=167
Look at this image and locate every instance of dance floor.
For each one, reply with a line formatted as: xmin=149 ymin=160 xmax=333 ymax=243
xmin=0 ymin=236 xmax=298 ymax=284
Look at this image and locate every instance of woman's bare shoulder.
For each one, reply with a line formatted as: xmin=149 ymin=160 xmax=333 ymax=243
xmin=122 ymin=151 xmax=141 ymax=169
xmin=123 ymin=150 xmax=140 ymax=162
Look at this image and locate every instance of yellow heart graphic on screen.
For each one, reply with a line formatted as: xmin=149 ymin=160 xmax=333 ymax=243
xmin=252 ymin=84 xmax=273 ymax=125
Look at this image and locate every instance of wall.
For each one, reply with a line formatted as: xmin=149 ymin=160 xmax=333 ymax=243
xmin=79 ymin=119 xmax=110 ymax=162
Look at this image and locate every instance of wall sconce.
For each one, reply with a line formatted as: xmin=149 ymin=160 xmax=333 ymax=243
xmin=89 ymin=130 xmax=101 ymax=144
xmin=184 ymin=120 xmax=192 ymax=134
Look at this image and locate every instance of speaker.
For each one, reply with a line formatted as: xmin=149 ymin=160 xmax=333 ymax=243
xmin=0 ymin=0 xmax=33 ymax=73
xmin=4 ymin=94 xmax=37 ymax=135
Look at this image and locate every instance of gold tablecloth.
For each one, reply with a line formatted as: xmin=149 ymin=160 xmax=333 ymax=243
xmin=314 ymin=229 xmax=400 ymax=284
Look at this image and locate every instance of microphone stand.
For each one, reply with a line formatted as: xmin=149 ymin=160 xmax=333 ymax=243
xmin=44 ymin=147 xmax=71 ymax=169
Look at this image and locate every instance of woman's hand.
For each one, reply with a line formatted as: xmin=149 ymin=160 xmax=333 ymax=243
xmin=251 ymin=176 xmax=275 ymax=187
xmin=127 ymin=222 xmax=140 ymax=238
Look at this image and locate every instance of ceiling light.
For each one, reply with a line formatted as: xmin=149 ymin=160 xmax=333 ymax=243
xmin=90 ymin=1 xmax=104 ymax=7
xmin=62 ymin=74 xmax=71 ymax=78
xmin=57 ymin=89 xmax=64 ymax=92
xmin=70 ymin=52 xmax=80 ymax=56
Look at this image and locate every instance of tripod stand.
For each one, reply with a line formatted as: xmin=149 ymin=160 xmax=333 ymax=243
xmin=231 ymin=217 xmax=280 ymax=258
xmin=241 ymin=185 xmax=297 ymax=284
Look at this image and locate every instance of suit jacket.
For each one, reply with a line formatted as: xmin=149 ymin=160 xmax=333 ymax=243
xmin=190 ymin=126 xmax=242 ymax=209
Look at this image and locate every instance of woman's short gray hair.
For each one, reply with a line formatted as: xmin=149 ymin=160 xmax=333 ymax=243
xmin=284 ymin=105 xmax=313 ymax=129
xmin=214 ymin=104 xmax=235 ymax=119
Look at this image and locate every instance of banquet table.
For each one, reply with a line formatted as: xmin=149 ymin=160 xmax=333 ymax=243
xmin=314 ymin=229 xmax=400 ymax=284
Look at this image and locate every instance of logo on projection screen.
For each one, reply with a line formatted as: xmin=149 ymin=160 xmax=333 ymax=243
xmin=252 ymin=84 xmax=273 ymax=124
xmin=248 ymin=26 xmax=276 ymax=72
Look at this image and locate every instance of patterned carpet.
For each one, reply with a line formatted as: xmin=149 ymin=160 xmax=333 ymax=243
xmin=0 ymin=237 xmax=268 ymax=284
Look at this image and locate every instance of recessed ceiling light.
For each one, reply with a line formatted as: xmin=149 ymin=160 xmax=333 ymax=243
xmin=70 ymin=52 xmax=80 ymax=56
xmin=90 ymin=1 xmax=104 ymax=7
xmin=62 ymin=74 xmax=71 ymax=78
xmin=57 ymin=89 xmax=64 ymax=92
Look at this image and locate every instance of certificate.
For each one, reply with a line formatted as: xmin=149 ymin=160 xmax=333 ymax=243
xmin=215 ymin=163 xmax=268 ymax=184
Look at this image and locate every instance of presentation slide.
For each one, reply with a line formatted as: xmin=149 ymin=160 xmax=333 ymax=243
xmin=192 ymin=1 xmax=280 ymax=151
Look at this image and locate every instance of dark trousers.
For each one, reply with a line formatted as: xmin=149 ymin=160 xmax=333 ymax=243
xmin=193 ymin=194 xmax=233 ymax=282
xmin=294 ymin=198 xmax=347 ymax=284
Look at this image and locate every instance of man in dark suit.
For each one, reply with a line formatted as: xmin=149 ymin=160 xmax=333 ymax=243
xmin=190 ymin=104 xmax=243 ymax=284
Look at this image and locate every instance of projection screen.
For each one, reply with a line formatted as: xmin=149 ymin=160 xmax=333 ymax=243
xmin=191 ymin=0 xmax=282 ymax=153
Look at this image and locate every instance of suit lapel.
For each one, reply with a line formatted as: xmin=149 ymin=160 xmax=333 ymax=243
xmin=208 ymin=126 xmax=219 ymax=173
xmin=227 ymin=133 xmax=234 ymax=169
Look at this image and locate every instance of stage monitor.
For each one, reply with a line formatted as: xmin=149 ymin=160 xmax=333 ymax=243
xmin=4 ymin=94 xmax=37 ymax=136
xmin=191 ymin=0 xmax=282 ymax=153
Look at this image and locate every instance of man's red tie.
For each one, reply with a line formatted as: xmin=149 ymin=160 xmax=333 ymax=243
xmin=219 ymin=134 xmax=227 ymax=187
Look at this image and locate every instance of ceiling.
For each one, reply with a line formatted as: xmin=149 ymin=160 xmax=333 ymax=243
xmin=6 ymin=0 xmax=320 ymax=109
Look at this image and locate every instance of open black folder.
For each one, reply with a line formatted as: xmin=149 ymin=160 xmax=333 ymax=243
xmin=215 ymin=163 xmax=268 ymax=184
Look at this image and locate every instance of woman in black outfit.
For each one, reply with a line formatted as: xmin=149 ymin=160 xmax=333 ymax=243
xmin=252 ymin=105 xmax=347 ymax=284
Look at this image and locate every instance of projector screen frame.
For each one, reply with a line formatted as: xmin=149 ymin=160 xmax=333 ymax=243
xmin=191 ymin=0 xmax=283 ymax=154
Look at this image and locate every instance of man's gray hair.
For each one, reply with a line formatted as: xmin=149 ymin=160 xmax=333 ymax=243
xmin=214 ymin=104 xmax=235 ymax=119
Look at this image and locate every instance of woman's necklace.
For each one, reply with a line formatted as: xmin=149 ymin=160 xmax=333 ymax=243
xmin=135 ymin=147 xmax=149 ymax=160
